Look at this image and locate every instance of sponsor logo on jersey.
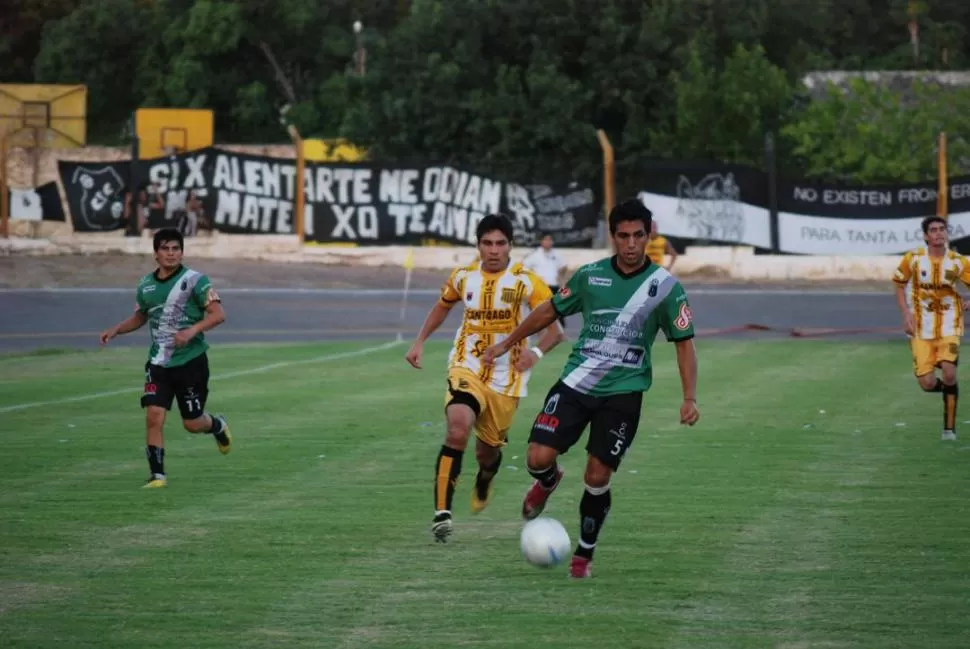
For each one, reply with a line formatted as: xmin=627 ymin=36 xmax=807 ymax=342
xmin=579 ymin=341 xmax=646 ymax=367
xmin=674 ymin=302 xmax=693 ymax=330
xmin=466 ymin=308 xmax=514 ymax=321
xmin=588 ymin=276 xmax=613 ymax=287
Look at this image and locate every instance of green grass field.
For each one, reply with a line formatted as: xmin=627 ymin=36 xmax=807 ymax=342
xmin=2 ymin=338 xmax=969 ymax=649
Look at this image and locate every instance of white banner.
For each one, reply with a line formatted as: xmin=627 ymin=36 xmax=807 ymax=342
xmin=10 ymin=188 xmax=42 ymax=221
xmin=636 ymin=190 xmax=772 ymax=249
xmin=778 ymin=210 xmax=970 ymax=255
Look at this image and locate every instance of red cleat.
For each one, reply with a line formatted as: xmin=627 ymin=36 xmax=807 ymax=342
xmin=569 ymin=555 xmax=592 ymax=579
xmin=521 ymin=466 xmax=564 ymax=520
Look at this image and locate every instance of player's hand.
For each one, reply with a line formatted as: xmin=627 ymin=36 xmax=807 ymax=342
xmin=405 ymin=343 xmax=423 ymax=369
xmin=482 ymin=343 xmax=508 ymax=368
xmin=174 ymin=328 xmax=196 ymax=348
xmin=99 ymin=327 xmax=117 ymax=346
xmin=680 ymin=399 xmax=700 ymax=426
xmin=903 ymin=313 xmax=915 ymax=335
xmin=514 ymin=348 xmax=540 ymax=372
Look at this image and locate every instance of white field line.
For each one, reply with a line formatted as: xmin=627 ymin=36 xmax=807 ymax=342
xmin=0 ymin=340 xmax=403 ymax=414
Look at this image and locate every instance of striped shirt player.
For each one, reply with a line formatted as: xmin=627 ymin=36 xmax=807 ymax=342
xmin=481 ymin=198 xmax=699 ymax=578
xmin=439 ymin=260 xmax=553 ymax=399
xmin=405 ymin=214 xmax=566 ymax=543
xmin=893 ymin=216 xmax=970 ymax=440
xmin=100 ymin=228 xmax=232 ymax=488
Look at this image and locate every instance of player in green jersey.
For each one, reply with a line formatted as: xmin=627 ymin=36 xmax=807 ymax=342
xmin=100 ymin=228 xmax=232 ymax=488
xmin=483 ymin=198 xmax=700 ymax=578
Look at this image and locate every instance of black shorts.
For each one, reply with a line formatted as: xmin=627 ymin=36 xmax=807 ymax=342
xmin=528 ymin=381 xmax=642 ymax=471
xmin=141 ymin=353 xmax=210 ymax=420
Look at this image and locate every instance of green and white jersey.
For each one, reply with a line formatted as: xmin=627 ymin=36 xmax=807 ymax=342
xmin=550 ymin=256 xmax=695 ymax=396
xmin=134 ymin=265 xmax=220 ymax=368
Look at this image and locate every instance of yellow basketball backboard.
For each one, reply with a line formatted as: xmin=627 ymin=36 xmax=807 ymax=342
xmin=135 ymin=108 xmax=214 ymax=159
xmin=304 ymin=138 xmax=367 ymax=162
xmin=0 ymin=84 xmax=87 ymax=148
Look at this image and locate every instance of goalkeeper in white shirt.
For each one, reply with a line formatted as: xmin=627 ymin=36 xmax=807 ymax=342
xmin=523 ymin=234 xmax=568 ymax=328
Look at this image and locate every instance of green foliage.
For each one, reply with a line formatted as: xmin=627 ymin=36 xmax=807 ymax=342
xmin=781 ymin=78 xmax=970 ymax=182
xmin=6 ymin=0 xmax=970 ymax=182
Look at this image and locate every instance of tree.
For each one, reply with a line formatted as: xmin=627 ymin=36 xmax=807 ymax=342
xmin=645 ymin=41 xmax=794 ymax=167
xmin=781 ymin=77 xmax=970 ymax=182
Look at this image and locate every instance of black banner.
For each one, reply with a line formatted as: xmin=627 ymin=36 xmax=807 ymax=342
xmin=56 ymin=148 xmax=600 ymax=247
xmin=7 ymin=182 xmax=66 ymax=222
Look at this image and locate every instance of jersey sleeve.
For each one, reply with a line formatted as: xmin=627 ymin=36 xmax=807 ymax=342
xmin=657 ymin=281 xmax=695 ymax=342
xmin=526 ymin=272 xmax=554 ymax=310
xmin=893 ymin=252 xmax=914 ymax=285
xmin=438 ymin=267 xmax=462 ymax=307
xmin=193 ymin=274 xmax=221 ymax=309
xmin=959 ymin=256 xmax=970 ymax=287
xmin=134 ymin=286 xmax=148 ymax=314
xmin=550 ymin=269 xmax=584 ymax=317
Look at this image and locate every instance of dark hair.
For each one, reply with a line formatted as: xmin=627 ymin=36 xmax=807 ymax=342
xmin=153 ymin=228 xmax=184 ymax=252
xmin=609 ymin=198 xmax=652 ymax=234
xmin=476 ymin=213 xmax=514 ymax=243
xmin=922 ymin=215 xmax=947 ymax=234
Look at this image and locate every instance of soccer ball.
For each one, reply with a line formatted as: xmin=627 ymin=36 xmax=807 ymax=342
xmin=520 ymin=517 xmax=572 ymax=567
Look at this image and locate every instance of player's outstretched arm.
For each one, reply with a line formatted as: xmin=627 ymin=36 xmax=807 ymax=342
xmin=483 ymin=301 xmax=559 ymax=367
xmin=405 ymin=301 xmax=454 ymax=369
xmin=100 ymin=311 xmax=148 ymax=345
xmin=513 ymin=319 xmax=567 ymax=372
xmin=675 ymin=338 xmax=700 ymax=426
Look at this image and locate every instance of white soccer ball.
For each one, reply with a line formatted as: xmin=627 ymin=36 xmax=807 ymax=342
xmin=520 ymin=517 xmax=571 ymax=567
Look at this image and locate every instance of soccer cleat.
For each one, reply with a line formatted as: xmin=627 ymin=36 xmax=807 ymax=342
xmin=213 ymin=415 xmax=232 ymax=454
xmin=471 ymin=472 xmax=495 ymax=513
xmin=569 ymin=555 xmax=592 ymax=579
xmin=431 ymin=513 xmax=453 ymax=543
xmin=522 ymin=466 xmax=565 ymax=520
xmin=942 ymin=429 xmax=957 ymax=441
xmin=143 ymin=475 xmax=167 ymax=489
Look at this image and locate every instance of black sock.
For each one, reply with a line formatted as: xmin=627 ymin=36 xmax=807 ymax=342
xmin=925 ymin=378 xmax=944 ymax=393
xmin=575 ymin=484 xmax=612 ymax=560
xmin=944 ymin=383 xmax=959 ymax=431
xmin=146 ymin=445 xmax=165 ymax=477
xmin=434 ymin=445 xmax=463 ymax=516
xmin=528 ymin=463 xmax=560 ymax=489
xmin=475 ymin=452 xmax=502 ymax=496
xmin=207 ymin=414 xmax=224 ymax=435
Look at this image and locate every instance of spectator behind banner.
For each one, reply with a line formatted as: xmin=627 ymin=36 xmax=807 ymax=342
xmin=125 ymin=182 xmax=165 ymax=236
xmin=522 ymin=233 xmax=568 ymax=328
xmin=175 ymin=190 xmax=211 ymax=238
xmin=645 ymin=221 xmax=678 ymax=270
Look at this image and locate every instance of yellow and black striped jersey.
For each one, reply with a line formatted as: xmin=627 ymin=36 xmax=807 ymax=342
xmin=894 ymin=247 xmax=970 ymax=339
xmin=439 ymin=260 xmax=553 ymax=397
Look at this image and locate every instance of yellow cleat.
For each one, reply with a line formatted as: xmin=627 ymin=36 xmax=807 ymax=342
xmin=471 ymin=475 xmax=494 ymax=514
xmin=213 ymin=415 xmax=231 ymax=455
xmin=143 ymin=477 xmax=167 ymax=489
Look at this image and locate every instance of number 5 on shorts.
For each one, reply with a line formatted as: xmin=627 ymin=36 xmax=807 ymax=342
xmin=610 ymin=439 xmax=624 ymax=456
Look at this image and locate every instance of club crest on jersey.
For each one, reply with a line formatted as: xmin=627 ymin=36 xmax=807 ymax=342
xmin=558 ymin=286 xmax=571 ymax=298
xmin=674 ymin=302 xmax=693 ymax=330
xmin=501 ymin=287 xmax=517 ymax=303
xmin=648 ymin=279 xmax=659 ymax=297
xmin=466 ymin=291 xmax=474 ymax=302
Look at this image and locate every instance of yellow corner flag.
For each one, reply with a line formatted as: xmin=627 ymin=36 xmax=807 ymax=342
xmin=403 ymin=247 xmax=415 ymax=270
